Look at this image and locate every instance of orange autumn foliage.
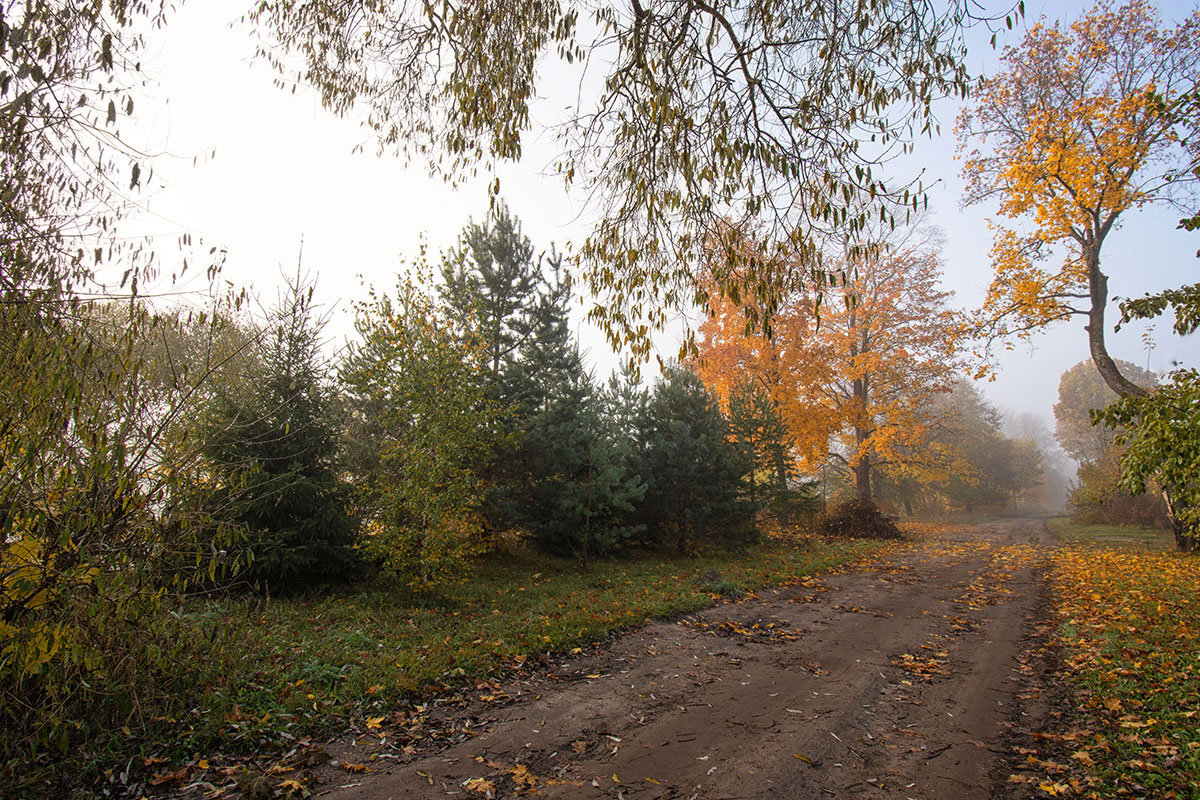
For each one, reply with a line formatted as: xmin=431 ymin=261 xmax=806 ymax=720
xmin=695 ymin=228 xmax=963 ymax=498
xmin=957 ymin=0 xmax=1200 ymax=376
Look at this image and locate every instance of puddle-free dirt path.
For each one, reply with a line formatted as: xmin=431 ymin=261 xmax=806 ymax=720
xmin=319 ymin=519 xmax=1055 ymax=800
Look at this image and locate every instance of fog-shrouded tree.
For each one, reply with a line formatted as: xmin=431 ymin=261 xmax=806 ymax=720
xmin=1053 ymin=359 xmax=1169 ymax=529
xmin=959 ymin=0 xmax=1200 ymax=547
xmin=921 ymin=380 xmax=1046 ymax=514
xmin=1054 ymin=359 xmax=1158 ymax=464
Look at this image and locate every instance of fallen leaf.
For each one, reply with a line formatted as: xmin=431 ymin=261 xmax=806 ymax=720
xmin=149 ymin=767 xmax=188 ymax=786
xmin=463 ymin=777 xmax=495 ymax=795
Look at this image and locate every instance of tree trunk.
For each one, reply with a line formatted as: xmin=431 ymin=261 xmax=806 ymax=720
xmin=774 ymin=455 xmax=790 ymax=528
xmin=1163 ymin=485 xmax=1197 ymax=552
xmin=747 ymin=444 xmax=758 ymax=522
xmin=1086 ymin=248 xmax=1149 ymax=399
xmin=582 ymin=448 xmax=593 ymax=571
xmin=1084 ymin=242 xmax=1194 ymax=550
xmin=850 ymin=315 xmax=873 ymax=502
xmin=853 ymin=456 xmax=871 ymax=502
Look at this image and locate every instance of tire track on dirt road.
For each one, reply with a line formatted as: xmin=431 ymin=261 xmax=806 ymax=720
xmin=317 ymin=518 xmax=1055 ymax=800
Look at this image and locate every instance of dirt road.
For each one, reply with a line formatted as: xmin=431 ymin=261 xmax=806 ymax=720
xmin=319 ymin=519 xmax=1056 ymax=800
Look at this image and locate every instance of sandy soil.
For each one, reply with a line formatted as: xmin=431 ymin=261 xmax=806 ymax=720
xmin=312 ymin=519 xmax=1057 ymax=800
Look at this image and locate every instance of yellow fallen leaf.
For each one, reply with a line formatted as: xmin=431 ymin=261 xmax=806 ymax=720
xmin=366 ymin=715 xmax=385 ymax=729
xmin=463 ymin=777 xmax=495 ymax=794
xmin=511 ymin=764 xmax=536 ymax=787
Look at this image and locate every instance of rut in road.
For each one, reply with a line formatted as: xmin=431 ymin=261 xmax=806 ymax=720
xmin=319 ymin=519 xmax=1056 ymax=800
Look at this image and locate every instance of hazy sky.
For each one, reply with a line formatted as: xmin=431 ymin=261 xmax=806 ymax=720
xmin=124 ymin=0 xmax=1199 ymax=428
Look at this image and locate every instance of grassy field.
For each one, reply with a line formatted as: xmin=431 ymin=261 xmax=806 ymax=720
xmin=1035 ymin=518 xmax=1200 ymax=798
xmin=23 ymin=537 xmax=887 ymax=799
xmin=1047 ymin=516 xmax=1176 ymax=551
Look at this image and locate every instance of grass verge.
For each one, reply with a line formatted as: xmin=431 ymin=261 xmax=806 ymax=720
xmin=16 ymin=537 xmax=886 ymax=799
xmin=1046 ymin=516 xmax=1174 ymax=551
xmin=1019 ymin=523 xmax=1200 ymax=798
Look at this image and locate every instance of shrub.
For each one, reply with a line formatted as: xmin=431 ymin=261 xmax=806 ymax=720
xmin=1069 ymin=453 xmax=1169 ymax=529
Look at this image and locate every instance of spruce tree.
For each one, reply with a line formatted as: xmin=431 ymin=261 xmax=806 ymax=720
xmin=505 ymin=261 xmax=643 ymax=561
xmin=200 ymin=275 xmax=357 ymax=593
xmin=633 ymin=367 xmax=755 ymax=552
xmin=727 ymin=377 xmax=814 ymax=530
xmin=516 ymin=372 xmax=645 ymax=564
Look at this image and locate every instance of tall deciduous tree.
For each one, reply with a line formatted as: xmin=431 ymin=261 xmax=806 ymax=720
xmin=249 ymin=0 xmax=1014 ymax=358
xmin=1053 ymin=359 xmax=1158 ymax=463
xmin=696 ymin=227 xmax=961 ymax=503
xmin=0 ymin=1 xmax=250 ymax=766
xmin=958 ymin=0 xmax=1200 ymax=393
xmin=958 ymin=0 xmax=1200 ymax=547
xmin=1054 ymin=359 xmax=1168 ymax=528
xmin=924 ymin=380 xmax=1045 ymax=514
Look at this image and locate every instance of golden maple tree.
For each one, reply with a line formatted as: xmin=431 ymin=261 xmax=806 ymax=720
xmin=958 ymin=0 xmax=1200 ymax=396
xmin=695 ymin=227 xmax=962 ymax=502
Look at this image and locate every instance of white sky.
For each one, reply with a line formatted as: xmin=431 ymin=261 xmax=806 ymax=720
xmin=123 ymin=0 xmax=1199 ymax=430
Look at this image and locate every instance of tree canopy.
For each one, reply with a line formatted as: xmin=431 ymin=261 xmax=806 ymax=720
xmin=248 ymin=0 xmax=1014 ymax=359
xmin=696 ymin=224 xmax=961 ymax=502
xmin=958 ymin=0 xmax=1200 ymax=396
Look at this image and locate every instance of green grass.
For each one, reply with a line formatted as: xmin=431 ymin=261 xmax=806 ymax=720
xmin=24 ymin=537 xmax=885 ymax=798
xmin=1046 ymin=515 xmax=1175 ymax=551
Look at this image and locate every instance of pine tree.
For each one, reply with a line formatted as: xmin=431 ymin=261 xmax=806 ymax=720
xmin=504 ymin=260 xmax=644 ymax=561
xmin=515 ymin=372 xmax=645 ymax=564
xmin=438 ymin=203 xmax=548 ymax=531
xmin=439 ymin=202 xmax=541 ymax=380
xmin=502 ymin=253 xmax=578 ymax=407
